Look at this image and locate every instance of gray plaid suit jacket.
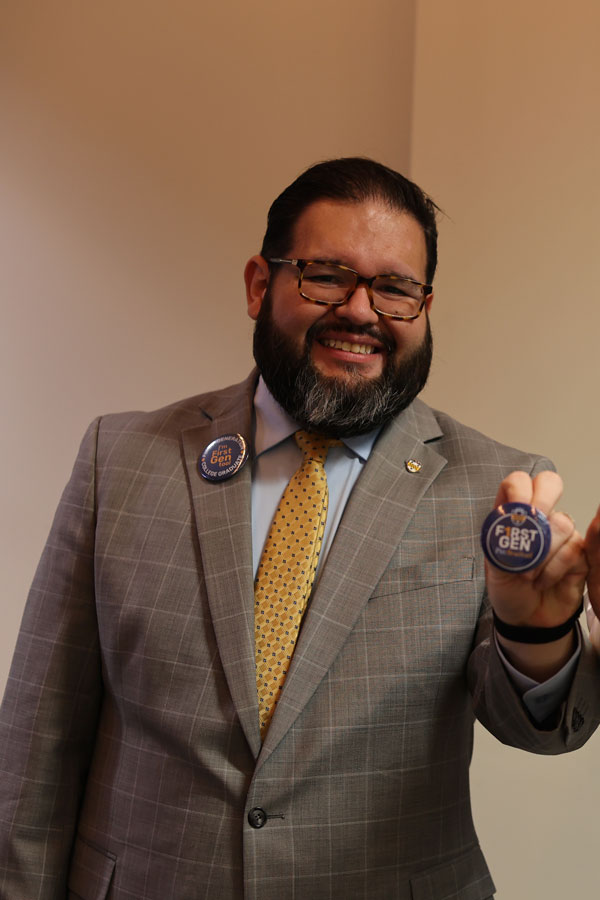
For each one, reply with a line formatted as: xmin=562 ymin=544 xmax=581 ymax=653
xmin=1 ymin=371 xmax=599 ymax=900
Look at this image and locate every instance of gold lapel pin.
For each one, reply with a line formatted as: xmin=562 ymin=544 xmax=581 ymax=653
xmin=405 ymin=458 xmax=422 ymax=474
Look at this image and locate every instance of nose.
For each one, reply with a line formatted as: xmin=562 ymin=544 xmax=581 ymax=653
xmin=333 ymin=283 xmax=379 ymax=326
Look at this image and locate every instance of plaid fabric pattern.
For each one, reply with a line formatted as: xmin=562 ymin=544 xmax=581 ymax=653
xmin=1 ymin=372 xmax=599 ymax=900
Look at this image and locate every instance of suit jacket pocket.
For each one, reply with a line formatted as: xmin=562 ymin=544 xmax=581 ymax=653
xmin=410 ymin=844 xmax=495 ymax=899
xmin=371 ymin=555 xmax=475 ymax=599
xmin=68 ymin=835 xmax=116 ymax=900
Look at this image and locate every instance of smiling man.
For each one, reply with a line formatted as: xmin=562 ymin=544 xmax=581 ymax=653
xmin=1 ymin=158 xmax=599 ymax=900
xmin=247 ymin=197 xmax=433 ymax=436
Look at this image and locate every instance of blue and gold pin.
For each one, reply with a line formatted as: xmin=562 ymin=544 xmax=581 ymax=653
xmin=480 ymin=502 xmax=551 ymax=573
xmin=199 ymin=434 xmax=249 ymax=482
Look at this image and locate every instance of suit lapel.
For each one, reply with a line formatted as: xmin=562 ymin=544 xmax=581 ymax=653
xmin=181 ymin=372 xmax=262 ymax=758
xmin=181 ymin=376 xmax=449 ymax=764
xmin=259 ymin=400 xmax=447 ymax=762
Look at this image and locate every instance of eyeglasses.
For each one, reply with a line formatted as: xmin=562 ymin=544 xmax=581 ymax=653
xmin=268 ymin=258 xmax=432 ymax=321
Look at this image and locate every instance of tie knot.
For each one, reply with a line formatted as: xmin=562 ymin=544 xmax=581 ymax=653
xmin=294 ymin=430 xmax=342 ymax=463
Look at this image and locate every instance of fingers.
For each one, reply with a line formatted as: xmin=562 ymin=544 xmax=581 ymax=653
xmin=494 ymin=470 xmax=533 ymax=507
xmin=493 ymin=470 xmax=585 ymax=588
xmin=494 ymin=469 xmax=563 ymax=515
xmin=533 ymin=524 xmax=586 ymax=591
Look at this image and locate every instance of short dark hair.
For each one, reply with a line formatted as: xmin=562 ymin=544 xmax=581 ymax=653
xmin=260 ymin=157 xmax=440 ymax=285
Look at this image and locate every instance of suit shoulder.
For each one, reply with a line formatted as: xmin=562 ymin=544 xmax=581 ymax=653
xmin=93 ymin=373 xmax=257 ymax=444
xmin=424 ymin=404 xmax=555 ymax=473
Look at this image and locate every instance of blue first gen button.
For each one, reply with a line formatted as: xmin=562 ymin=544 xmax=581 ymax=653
xmin=480 ymin=501 xmax=551 ymax=573
xmin=199 ymin=434 xmax=249 ymax=482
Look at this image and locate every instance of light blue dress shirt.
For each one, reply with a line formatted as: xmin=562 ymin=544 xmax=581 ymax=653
xmin=250 ymin=377 xmax=579 ymax=724
xmin=251 ymin=376 xmax=380 ymax=581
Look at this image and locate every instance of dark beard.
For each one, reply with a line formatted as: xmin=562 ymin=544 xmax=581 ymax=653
xmin=253 ymin=292 xmax=433 ymax=438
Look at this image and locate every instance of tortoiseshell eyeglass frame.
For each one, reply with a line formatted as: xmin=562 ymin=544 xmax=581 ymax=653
xmin=268 ymin=258 xmax=432 ymax=321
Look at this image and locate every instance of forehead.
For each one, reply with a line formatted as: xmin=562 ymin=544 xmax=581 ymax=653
xmin=289 ymin=198 xmax=428 ymax=280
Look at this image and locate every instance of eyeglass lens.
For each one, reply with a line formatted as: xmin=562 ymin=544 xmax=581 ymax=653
xmin=300 ymin=262 xmax=423 ymax=317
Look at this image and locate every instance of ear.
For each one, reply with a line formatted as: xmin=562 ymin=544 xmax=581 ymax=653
xmin=244 ymin=255 xmax=270 ymax=320
xmin=424 ymin=290 xmax=434 ymax=314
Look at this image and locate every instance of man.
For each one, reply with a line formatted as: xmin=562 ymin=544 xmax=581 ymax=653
xmin=1 ymin=157 xmax=599 ymax=900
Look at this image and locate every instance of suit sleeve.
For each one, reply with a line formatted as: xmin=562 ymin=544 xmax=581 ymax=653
xmin=468 ymin=455 xmax=600 ymax=753
xmin=469 ymin=605 xmax=600 ymax=752
xmin=0 ymin=420 xmax=103 ymax=899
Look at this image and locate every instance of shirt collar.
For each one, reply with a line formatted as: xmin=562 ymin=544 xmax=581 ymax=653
xmin=253 ymin=375 xmax=380 ymax=462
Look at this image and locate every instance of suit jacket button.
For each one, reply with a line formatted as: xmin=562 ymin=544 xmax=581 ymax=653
xmin=248 ymin=807 xmax=267 ymax=829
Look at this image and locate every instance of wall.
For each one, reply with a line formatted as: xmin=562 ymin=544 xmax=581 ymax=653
xmin=0 ymin=0 xmax=416 ymax=684
xmin=411 ymin=2 xmax=600 ymax=897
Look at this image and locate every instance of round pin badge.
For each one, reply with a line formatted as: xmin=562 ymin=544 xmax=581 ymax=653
xmin=199 ymin=434 xmax=249 ymax=482
xmin=480 ymin=502 xmax=552 ymax=573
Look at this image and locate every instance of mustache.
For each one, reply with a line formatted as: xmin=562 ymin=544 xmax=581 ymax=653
xmin=305 ymin=320 xmax=396 ymax=354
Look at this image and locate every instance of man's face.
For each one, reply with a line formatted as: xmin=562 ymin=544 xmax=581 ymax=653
xmin=245 ymin=198 xmax=434 ymax=436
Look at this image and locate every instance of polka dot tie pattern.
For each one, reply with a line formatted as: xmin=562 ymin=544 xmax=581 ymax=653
xmin=255 ymin=431 xmax=341 ymax=739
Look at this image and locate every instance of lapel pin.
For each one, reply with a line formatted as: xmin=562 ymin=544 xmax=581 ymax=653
xmin=199 ymin=434 xmax=249 ymax=482
xmin=405 ymin=458 xmax=422 ymax=474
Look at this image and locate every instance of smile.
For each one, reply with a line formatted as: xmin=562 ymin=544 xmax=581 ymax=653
xmin=320 ymin=339 xmax=377 ymax=355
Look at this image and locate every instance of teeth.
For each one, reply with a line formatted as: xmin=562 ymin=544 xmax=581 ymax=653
xmin=322 ymin=338 xmax=375 ymax=355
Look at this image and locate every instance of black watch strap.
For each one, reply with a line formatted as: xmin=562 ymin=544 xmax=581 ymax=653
xmin=492 ymin=600 xmax=583 ymax=644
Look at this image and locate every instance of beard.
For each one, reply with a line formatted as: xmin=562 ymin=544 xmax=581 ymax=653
xmin=253 ymin=291 xmax=433 ymax=438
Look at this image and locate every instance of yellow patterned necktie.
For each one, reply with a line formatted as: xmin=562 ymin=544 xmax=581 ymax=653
xmin=255 ymin=430 xmax=341 ymax=738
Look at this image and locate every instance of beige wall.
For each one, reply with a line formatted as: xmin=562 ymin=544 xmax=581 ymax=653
xmin=2 ymin=0 xmax=599 ymax=896
xmin=1 ymin=0 xmax=415 ymax=677
xmin=412 ymin=2 xmax=600 ymax=897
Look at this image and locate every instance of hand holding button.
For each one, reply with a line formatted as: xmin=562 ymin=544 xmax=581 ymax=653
xmin=483 ymin=470 xmax=587 ymax=633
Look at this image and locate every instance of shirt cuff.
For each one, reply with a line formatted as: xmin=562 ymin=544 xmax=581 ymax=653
xmin=495 ymin=624 xmax=582 ymax=725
